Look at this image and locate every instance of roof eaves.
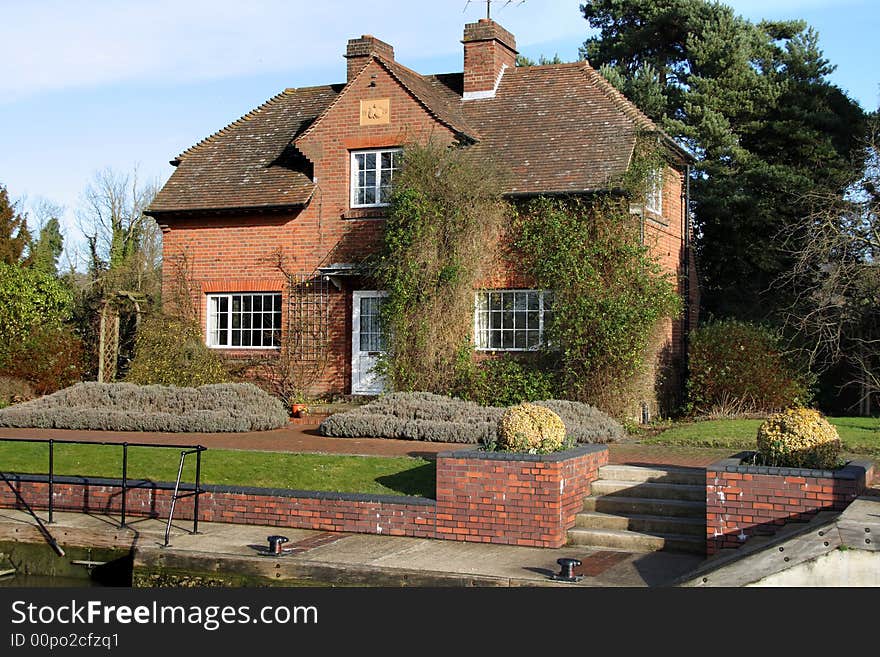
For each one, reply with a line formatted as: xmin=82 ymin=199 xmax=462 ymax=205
xmin=145 ymin=195 xmax=314 ymax=219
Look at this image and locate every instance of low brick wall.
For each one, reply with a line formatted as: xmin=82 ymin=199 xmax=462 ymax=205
xmin=0 ymin=475 xmax=436 ymax=538
xmin=436 ymin=445 xmax=608 ymax=547
xmin=0 ymin=444 xmax=607 ymax=548
xmin=706 ymin=453 xmax=875 ymax=555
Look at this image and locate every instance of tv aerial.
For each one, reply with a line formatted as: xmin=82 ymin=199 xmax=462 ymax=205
xmin=464 ymin=1 xmax=527 ymax=20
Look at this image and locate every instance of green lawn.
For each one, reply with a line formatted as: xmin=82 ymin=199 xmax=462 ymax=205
xmin=0 ymin=442 xmax=436 ymax=498
xmin=647 ymin=416 xmax=880 ymax=458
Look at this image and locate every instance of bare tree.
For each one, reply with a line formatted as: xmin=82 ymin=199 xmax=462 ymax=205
xmin=779 ymin=118 xmax=880 ymax=413
xmin=76 ymin=166 xmax=161 ymax=295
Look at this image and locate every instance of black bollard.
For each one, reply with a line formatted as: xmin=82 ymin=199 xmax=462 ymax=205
xmin=551 ymin=557 xmax=582 ymax=582
xmin=267 ymin=535 xmax=290 ymax=555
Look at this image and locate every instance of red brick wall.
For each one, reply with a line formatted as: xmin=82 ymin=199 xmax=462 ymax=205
xmin=0 ymin=478 xmax=435 ymax=539
xmin=0 ymin=445 xmax=608 ymax=547
xmin=705 ymin=456 xmax=874 ymax=555
xmin=435 ymin=445 xmax=608 ymax=547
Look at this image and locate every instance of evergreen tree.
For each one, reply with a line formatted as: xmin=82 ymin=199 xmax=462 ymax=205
xmin=580 ymin=0 xmax=866 ymax=319
xmin=28 ymin=216 xmax=64 ymax=277
xmin=0 ymin=185 xmax=31 ymax=265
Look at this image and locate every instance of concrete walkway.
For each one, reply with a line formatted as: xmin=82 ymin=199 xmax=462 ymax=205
xmin=0 ymin=509 xmax=703 ymax=587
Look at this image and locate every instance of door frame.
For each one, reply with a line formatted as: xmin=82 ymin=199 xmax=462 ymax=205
xmin=351 ymin=290 xmax=388 ymax=395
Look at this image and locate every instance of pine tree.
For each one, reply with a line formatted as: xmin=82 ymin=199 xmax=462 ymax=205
xmin=580 ymin=0 xmax=866 ymax=319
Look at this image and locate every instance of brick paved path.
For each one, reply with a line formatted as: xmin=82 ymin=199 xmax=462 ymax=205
xmin=0 ymin=424 xmax=872 ymax=471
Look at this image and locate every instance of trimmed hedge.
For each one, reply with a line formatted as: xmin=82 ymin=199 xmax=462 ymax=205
xmin=0 ymin=382 xmax=288 ymax=432
xmin=318 ymin=392 xmax=624 ymax=444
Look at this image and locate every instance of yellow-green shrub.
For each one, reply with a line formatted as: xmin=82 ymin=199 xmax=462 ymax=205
xmin=126 ymin=313 xmax=230 ymax=387
xmin=756 ymin=408 xmax=841 ymax=469
xmin=497 ymin=403 xmax=566 ymax=453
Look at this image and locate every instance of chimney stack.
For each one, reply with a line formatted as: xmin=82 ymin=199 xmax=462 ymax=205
xmin=345 ymin=35 xmax=394 ymax=82
xmin=462 ymin=19 xmax=517 ymax=100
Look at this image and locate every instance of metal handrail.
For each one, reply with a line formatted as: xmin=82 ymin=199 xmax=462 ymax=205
xmin=0 ymin=436 xmax=206 ymax=541
xmin=163 ymin=448 xmax=204 ymax=547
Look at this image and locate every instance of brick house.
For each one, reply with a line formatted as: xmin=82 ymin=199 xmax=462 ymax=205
xmin=147 ymin=18 xmax=697 ymax=412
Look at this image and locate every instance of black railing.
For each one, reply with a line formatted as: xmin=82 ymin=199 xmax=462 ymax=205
xmin=0 ymin=437 xmax=207 ymax=536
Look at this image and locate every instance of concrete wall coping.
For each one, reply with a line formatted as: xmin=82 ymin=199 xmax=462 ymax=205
xmin=437 ymin=443 xmax=608 ymax=463
xmin=707 ymin=451 xmax=873 ymax=480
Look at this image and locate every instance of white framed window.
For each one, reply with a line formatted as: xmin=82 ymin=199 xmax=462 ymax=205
xmin=350 ymin=148 xmax=401 ymax=208
xmin=206 ymin=292 xmax=282 ymax=349
xmin=646 ymin=167 xmax=663 ymax=215
xmin=474 ymin=290 xmax=552 ymax=351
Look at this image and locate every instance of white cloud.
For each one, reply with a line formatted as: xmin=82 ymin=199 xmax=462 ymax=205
xmin=0 ymin=0 xmax=586 ymax=103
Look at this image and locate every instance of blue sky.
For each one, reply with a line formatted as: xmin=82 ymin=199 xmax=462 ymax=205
xmin=1 ymin=0 xmax=877 ymax=264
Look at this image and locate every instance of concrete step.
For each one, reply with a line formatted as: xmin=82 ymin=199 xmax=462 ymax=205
xmin=598 ymin=464 xmax=705 ymax=486
xmin=584 ymin=495 xmax=705 ymax=519
xmin=567 ymin=527 xmax=705 ymax=554
xmin=591 ymin=479 xmax=706 ymax=503
xmin=575 ymin=510 xmax=706 ymax=537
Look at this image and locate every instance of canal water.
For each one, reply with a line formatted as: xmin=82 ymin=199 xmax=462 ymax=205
xmin=0 ymin=573 xmax=102 ymax=587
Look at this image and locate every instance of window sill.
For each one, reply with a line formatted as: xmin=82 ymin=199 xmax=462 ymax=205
xmin=343 ymin=208 xmax=388 ymax=221
xmin=645 ymin=209 xmax=668 ymax=227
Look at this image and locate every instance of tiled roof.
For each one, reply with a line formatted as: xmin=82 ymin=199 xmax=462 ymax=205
xmin=149 ymin=85 xmax=341 ymax=214
xmin=462 ymin=62 xmax=638 ymax=195
xmin=149 ymin=59 xmax=688 ymax=215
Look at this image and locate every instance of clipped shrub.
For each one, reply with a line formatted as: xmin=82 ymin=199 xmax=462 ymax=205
xmin=126 ymin=313 xmax=230 ymax=387
xmin=755 ymin=407 xmax=842 ymax=469
xmin=1 ymin=324 xmax=86 ymax=394
xmin=318 ymin=392 xmax=623 ymax=445
xmin=319 ymin=392 xmax=502 ymax=443
xmin=0 ymin=382 xmax=288 ymax=432
xmin=532 ymin=399 xmax=624 ymax=444
xmin=688 ymin=320 xmax=813 ymax=415
xmin=457 ymin=357 xmax=558 ymax=407
xmin=0 ymin=376 xmax=34 ymax=409
xmin=497 ymin=403 xmax=566 ymax=453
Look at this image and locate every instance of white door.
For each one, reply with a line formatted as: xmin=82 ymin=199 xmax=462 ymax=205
xmin=352 ymin=291 xmax=387 ymax=395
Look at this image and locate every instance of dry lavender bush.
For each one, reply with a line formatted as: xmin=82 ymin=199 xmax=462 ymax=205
xmin=0 ymin=382 xmax=288 ymax=432
xmin=318 ymin=392 xmax=623 ymax=444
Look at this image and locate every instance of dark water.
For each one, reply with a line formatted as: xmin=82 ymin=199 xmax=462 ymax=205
xmin=0 ymin=574 xmax=102 ymax=587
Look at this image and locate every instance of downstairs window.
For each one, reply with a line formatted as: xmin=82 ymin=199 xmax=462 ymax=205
xmin=207 ymin=292 xmax=282 ymax=348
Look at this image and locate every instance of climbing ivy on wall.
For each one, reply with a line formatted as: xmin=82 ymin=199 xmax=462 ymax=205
xmin=377 ymin=136 xmax=682 ymax=416
xmin=374 ymin=140 xmax=507 ymax=394
xmin=511 ymin=192 xmax=681 ymax=416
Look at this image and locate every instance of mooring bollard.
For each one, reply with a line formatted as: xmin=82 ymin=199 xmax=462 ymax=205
xmin=551 ymin=557 xmax=582 ymax=582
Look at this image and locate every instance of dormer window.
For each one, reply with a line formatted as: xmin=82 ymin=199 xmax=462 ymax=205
xmin=646 ymin=167 xmax=663 ymax=215
xmin=350 ymin=148 xmax=401 ymax=208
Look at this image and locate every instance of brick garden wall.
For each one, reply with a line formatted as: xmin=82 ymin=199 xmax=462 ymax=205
xmin=706 ymin=454 xmax=875 ymax=555
xmin=435 ymin=445 xmax=608 ymax=547
xmin=0 ymin=445 xmax=607 ymax=548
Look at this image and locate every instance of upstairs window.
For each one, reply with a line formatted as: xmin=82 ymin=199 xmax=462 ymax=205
xmin=350 ymin=148 xmax=401 ymax=208
xmin=646 ymin=167 xmax=663 ymax=215
xmin=474 ymin=290 xmax=552 ymax=351
xmin=207 ymin=292 xmax=282 ymax=349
